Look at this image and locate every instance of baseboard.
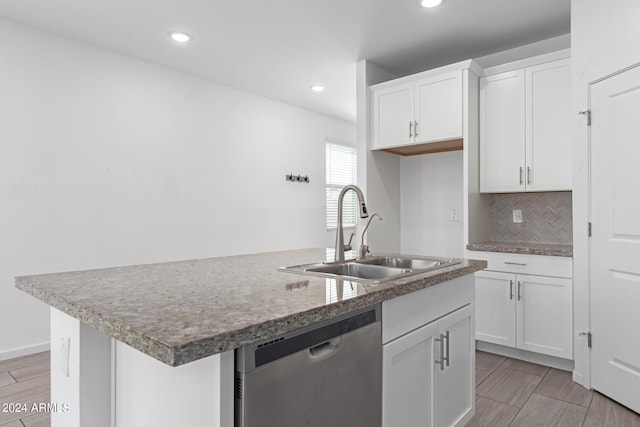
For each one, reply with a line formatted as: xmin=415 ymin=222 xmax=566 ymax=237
xmin=572 ymin=370 xmax=590 ymax=389
xmin=476 ymin=341 xmax=575 ymax=372
xmin=0 ymin=342 xmax=50 ymax=362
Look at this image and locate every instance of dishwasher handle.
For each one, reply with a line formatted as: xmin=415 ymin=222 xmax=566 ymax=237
xmin=309 ymin=337 xmax=342 ymax=358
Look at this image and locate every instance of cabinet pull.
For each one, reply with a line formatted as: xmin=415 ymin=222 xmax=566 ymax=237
xmin=434 ymin=335 xmax=445 ymax=371
xmin=504 ymin=261 xmax=527 ymax=266
xmin=414 ymin=121 xmax=419 ymax=137
xmin=519 ymin=167 xmax=524 ymax=185
xmin=527 ymin=166 xmax=532 ymax=185
xmin=443 ymin=330 xmax=450 ymax=368
xmin=517 ymin=281 xmax=522 ymax=301
xmin=409 ymin=121 xmax=413 ymax=138
xmin=509 ymin=280 xmax=514 ymax=300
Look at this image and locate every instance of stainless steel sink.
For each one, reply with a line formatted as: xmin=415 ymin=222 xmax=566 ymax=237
xmin=279 ymin=255 xmax=459 ymax=284
xmin=357 ymin=256 xmax=445 ymax=270
xmin=306 ymin=263 xmax=411 ymax=281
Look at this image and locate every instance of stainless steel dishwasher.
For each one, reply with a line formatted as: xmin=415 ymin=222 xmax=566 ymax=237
xmin=235 ymin=305 xmax=382 ymax=427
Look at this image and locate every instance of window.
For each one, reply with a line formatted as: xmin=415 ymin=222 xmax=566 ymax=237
xmin=326 ymin=141 xmax=357 ymax=229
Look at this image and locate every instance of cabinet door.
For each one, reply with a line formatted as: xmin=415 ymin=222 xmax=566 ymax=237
xmin=437 ymin=304 xmax=475 ymax=427
xmin=480 ymin=70 xmax=526 ymax=193
xmin=414 ymin=71 xmax=462 ymax=143
xmin=525 ymin=59 xmax=572 ymax=191
xmin=372 ymin=83 xmax=414 ymax=149
xmin=383 ymin=321 xmax=438 ymax=427
xmin=516 ymin=274 xmax=573 ymax=359
xmin=475 ymin=271 xmax=516 ymax=347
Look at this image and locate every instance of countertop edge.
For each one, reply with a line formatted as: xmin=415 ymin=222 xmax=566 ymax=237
xmin=174 ymin=260 xmax=487 ymax=365
xmin=17 ymin=259 xmax=487 ymax=367
xmin=16 ymin=279 xmax=178 ymax=366
xmin=466 ymin=243 xmax=573 ymax=257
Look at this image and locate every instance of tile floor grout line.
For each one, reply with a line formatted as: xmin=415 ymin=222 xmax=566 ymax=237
xmin=534 ymin=388 xmax=593 ymax=408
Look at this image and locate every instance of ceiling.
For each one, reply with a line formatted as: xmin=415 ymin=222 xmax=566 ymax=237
xmin=0 ymin=0 xmax=570 ymax=122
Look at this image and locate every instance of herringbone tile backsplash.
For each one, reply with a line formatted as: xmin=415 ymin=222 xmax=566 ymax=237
xmin=490 ymin=192 xmax=573 ymax=244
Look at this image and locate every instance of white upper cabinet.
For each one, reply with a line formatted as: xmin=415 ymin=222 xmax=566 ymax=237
xmin=414 ymin=71 xmax=463 ymax=144
xmin=480 ymin=57 xmax=572 ymax=193
xmin=525 ymin=59 xmax=572 ymax=191
xmin=479 ymin=70 xmax=526 ymax=192
xmin=373 ymin=83 xmax=414 ymax=148
xmin=371 ymin=61 xmax=476 ymax=151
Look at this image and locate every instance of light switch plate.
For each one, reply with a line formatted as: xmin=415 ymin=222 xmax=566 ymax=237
xmin=512 ymin=209 xmax=523 ymax=223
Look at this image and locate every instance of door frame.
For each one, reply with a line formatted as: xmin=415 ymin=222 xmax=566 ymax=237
xmin=573 ymin=55 xmax=640 ymax=390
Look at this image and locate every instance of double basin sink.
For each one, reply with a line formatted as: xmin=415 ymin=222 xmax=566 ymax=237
xmin=280 ymin=255 xmax=459 ymax=284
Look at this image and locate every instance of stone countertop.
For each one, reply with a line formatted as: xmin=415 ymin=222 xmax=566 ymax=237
xmin=467 ymin=241 xmax=573 ymax=257
xmin=15 ymin=248 xmax=486 ymax=367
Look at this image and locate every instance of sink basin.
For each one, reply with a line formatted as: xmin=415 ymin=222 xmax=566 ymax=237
xmin=280 ymin=255 xmax=459 ymax=284
xmin=306 ymin=263 xmax=410 ymax=281
xmin=356 ymin=256 xmax=454 ymax=270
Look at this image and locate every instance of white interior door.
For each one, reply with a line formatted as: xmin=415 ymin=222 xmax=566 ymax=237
xmin=590 ymin=64 xmax=640 ymax=414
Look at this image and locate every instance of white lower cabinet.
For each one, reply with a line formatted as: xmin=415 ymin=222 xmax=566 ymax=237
xmin=383 ymin=304 xmax=475 ymax=427
xmin=475 ymin=270 xmax=573 ymax=359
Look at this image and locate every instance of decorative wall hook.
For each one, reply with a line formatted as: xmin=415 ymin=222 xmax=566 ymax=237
xmin=286 ymin=174 xmax=310 ymax=183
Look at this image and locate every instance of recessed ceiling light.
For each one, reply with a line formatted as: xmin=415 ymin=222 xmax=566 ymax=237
xmin=169 ymin=32 xmax=192 ymax=43
xmin=421 ymin=0 xmax=442 ymax=7
xmin=311 ymin=85 xmax=326 ymax=92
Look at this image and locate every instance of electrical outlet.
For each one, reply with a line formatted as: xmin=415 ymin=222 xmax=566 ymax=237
xmin=512 ymin=209 xmax=523 ymax=223
xmin=449 ymin=209 xmax=459 ymax=222
xmin=60 ymin=335 xmax=70 ymax=377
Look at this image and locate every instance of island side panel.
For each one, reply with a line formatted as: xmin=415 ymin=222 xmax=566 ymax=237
xmin=51 ymin=308 xmax=112 ymax=427
xmin=115 ymin=343 xmax=234 ymax=427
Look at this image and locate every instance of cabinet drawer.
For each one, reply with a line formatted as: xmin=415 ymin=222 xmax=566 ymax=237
xmin=467 ymin=251 xmax=572 ymax=278
xmin=382 ymin=275 xmax=474 ymax=344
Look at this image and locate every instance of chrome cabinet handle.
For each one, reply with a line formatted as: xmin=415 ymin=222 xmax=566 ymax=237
xmin=434 ymin=335 xmax=445 ymax=371
xmin=519 ymin=167 xmax=524 ymax=185
xmin=517 ymin=281 xmax=522 ymax=301
xmin=409 ymin=121 xmax=413 ymax=138
xmin=527 ymin=166 xmax=532 ymax=185
xmin=443 ymin=331 xmax=450 ymax=367
xmin=509 ymin=280 xmax=514 ymax=300
xmin=414 ymin=121 xmax=419 ymax=137
xmin=504 ymin=262 xmax=527 ymax=266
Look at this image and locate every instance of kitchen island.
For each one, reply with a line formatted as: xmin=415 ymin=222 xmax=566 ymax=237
xmin=16 ymin=248 xmax=486 ymax=427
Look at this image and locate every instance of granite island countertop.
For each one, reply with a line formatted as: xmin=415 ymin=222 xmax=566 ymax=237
xmin=16 ymin=248 xmax=486 ymax=367
xmin=467 ymin=241 xmax=573 ymax=257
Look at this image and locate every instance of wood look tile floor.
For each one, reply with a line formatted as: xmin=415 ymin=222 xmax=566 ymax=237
xmin=0 ymin=352 xmax=50 ymax=427
xmin=470 ymin=351 xmax=640 ymax=427
xmin=1 ymin=350 xmax=640 ymax=426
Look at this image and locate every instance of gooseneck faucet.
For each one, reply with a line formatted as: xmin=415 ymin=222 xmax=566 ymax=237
xmin=334 ymin=185 xmax=369 ymax=261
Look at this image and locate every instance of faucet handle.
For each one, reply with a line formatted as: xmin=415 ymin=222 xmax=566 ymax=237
xmin=344 ymin=230 xmax=356 ymax=251
xmin=358 ymin=244 xmax=370 ymax=259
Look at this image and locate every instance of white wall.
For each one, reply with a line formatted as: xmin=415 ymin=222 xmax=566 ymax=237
xmin=356 ymin=61 xmax=402 ymax=253
xmin=475 ymin=34 xmax=571 ymax=69
xmin=571 ymin=0 xmax=640 ymax=387
xmin=0 ymin=19 xmax=355 ymax=358
xmin=400 ymin=151 xmax=464 ymax=258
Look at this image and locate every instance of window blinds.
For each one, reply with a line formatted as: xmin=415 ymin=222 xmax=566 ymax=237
xmin=326 ymin=142 xmax=357 ymax=228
